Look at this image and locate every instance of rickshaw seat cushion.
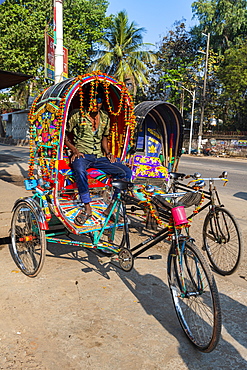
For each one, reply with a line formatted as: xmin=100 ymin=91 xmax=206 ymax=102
xmin=57 ymin=159 xmax=111 ymax=191
xmin=131 ymin=155 xmax=169 ymax=180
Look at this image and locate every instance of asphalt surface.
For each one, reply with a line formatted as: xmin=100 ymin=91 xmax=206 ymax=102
xmin=0 ymin=144 xmax=246 ymax=369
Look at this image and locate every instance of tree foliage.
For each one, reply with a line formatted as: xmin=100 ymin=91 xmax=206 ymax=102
xmin=191 ymin=0 xmax=247 ymax=130
xmin=147 ymin=22 xmax=204 ymax=125
xmin=192 ymin=0 xmax=247 ymax=52
xmin=89 ymin=10 xmax=156 ymax=95
xmin=0 ymin=0 xmax=110 ymax=108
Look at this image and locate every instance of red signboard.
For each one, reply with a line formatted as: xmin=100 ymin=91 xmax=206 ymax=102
xmin=45 ymin=34 xmax=68 ymax=81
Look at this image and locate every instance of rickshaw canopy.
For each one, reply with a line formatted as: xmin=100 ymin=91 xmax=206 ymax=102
xmin=133 ymin=101 xmax=184 ymax=173
xmin=27 ymin=71 xmax=136 ymax=182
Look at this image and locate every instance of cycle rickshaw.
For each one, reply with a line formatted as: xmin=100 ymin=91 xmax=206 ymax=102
xmin=10 ymin=72 xmax=221 ymax=352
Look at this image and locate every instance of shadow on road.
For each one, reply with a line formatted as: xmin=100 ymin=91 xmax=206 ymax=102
xmin=116 ymin=266 xmax=247 ymax=368
xmin=219 ymin=291 xmax=247 ymax=350
xmin=0 ymin=162 xmax=28 ymax=187
xmin=233 ymin=192 xmax=247 ymax=201
xmin=47 ymin=238 xmax=112 ymax=280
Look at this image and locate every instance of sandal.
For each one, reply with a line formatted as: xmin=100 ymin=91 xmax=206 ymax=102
xmin=74 ymin=211 xmax=92 ymax=226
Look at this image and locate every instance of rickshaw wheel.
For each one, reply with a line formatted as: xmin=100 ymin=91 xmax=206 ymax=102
xmin=10 ymin=201 xmax=47 ymax=277
xmin=118 ymin=248 xmax=134 ymax=271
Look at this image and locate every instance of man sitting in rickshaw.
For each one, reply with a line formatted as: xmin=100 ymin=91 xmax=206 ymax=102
xmin=65 ymin=87 xmax=132 ymax=226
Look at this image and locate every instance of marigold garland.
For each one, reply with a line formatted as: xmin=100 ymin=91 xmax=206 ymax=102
xmin=193 ymin=192 xmax=205 ymax=214
xmin=138 ymin=186 xmax=173 ymax=229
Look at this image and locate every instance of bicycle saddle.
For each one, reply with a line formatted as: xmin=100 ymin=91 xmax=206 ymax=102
xmin=111 ymin=180 xmax=134 ymax=190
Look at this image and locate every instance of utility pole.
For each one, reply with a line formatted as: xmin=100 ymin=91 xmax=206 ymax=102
xmin=198 ymin=32 xmax=210 ymax=154
xmin=188 ymin=90 xmax=196 ymax=155
xmin=54 ymin=0 xmax=64 ymax=84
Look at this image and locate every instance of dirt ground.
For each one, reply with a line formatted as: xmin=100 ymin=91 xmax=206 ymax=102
xmin=0 ymin=200 xmax=247 ymax=369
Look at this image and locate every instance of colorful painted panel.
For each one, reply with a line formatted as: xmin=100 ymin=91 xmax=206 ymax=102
xmin=57 ymin=159 xmax=111 ymax=191
xmin=132 ymin=155 xmax=169 ymax=180
xmin=87 ymin=168 xmax=111 ymax=186
xmin=58 ymin=196 xmax=116 ymax=233
xmin=28 ymin=101 xmax=61 ymax=181
xmin=145 ymin=116 xmax=162 ymax=157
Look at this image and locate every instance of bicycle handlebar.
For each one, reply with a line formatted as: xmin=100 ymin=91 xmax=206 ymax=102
xmin=181 ymin=171 xmax=228 ymax=185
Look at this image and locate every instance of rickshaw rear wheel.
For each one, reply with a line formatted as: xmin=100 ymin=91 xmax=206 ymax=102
xmin=10 ymin=201 xmax=46 ymax=277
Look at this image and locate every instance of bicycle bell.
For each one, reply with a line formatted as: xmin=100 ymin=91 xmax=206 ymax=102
xmin=194 ymin=180 xmax=205 ymax=188
xmin=220 ymin=171 xmax=228 ymax=178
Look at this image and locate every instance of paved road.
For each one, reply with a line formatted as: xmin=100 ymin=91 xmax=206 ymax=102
xmin=0 ymin=145 xmax=246 ymax=369
xmin=179 ymin=154 xmax=247 ymax=201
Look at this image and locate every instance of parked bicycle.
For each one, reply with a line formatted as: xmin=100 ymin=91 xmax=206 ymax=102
xmin=166 ymin=171 xmax=243 ymax=276
xmin=128 ymin=185 xmax=222 ymax=352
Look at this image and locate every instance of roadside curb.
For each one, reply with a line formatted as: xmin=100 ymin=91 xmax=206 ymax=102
xmin=182 ymin=153 xmax=247 ymax=161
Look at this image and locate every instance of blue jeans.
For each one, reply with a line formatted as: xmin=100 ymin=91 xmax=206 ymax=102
xmin=71 ymin=154 xmax=132 ymax=204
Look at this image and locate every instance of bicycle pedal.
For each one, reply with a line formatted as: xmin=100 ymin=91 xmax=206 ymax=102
xmin=148 ymin=255 xmax=162 ymax=260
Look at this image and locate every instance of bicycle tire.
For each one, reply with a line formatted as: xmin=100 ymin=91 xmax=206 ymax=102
xmin=203 ymin=206 xmax=243 ymax=275
xmin=10 ymin=201 xmax=46 ymax=277
xmin=167 ymin=241 xmax=221 ymax=352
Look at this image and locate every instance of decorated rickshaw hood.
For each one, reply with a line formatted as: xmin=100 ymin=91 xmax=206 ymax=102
xmin=28 ymin=71 xmax=136 ymax=180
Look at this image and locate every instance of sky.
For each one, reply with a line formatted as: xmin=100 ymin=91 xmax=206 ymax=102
xmin=107 ymin=0 xmax=197 ymax=47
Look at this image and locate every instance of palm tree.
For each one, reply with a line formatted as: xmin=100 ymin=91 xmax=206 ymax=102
xmin=89 ymin=10 xmax=156 ymax=95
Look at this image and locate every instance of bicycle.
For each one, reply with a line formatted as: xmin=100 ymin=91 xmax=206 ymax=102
xmin=125 ymin=184 xmax=222 ymax=352
xmin=166 ymin=171 xmax=244 ymax=276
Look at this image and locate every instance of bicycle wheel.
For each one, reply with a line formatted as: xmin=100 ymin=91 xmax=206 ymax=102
xmin=203 ymin=206 xmax=243 ymax=275
xmin=10 ymin=201 xmax=46 ymax=277
xmin=167 ymin=241 xmax=221 ymax=352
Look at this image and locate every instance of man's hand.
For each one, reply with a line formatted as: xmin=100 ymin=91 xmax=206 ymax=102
xmin=71 ymin=149 xmax=84 ymax=162
xmin=106 ymin=153 xmax=116 ymax=163
xmin=64 ymin=134 xmax=84 ymax=162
